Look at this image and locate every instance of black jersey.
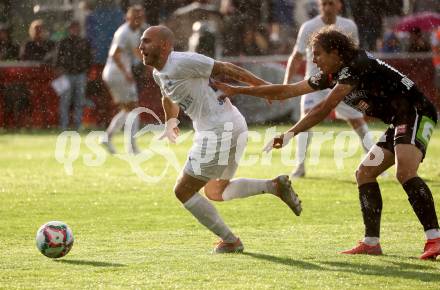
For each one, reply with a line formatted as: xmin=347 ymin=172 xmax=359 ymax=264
xmin=307 ymin=50 xmax=436 ymax=124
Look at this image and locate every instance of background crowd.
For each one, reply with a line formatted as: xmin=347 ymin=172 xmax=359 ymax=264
xmin=0 ymin=0 xmax=439 ymax=130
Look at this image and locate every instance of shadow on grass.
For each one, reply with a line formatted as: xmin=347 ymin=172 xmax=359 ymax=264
xmin=244 ymin=252 xmax=440 ymax=282
xmin=321 ymin=261 xmax=440 ymax=282
xmin=54 ymin=259 xmax=125 ymax=267
xmin=242 ymin=252 xmax=323 ymax=270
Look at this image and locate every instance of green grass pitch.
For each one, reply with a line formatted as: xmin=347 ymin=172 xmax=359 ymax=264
xmin=1 ymin=122 xmax=440 ymax=289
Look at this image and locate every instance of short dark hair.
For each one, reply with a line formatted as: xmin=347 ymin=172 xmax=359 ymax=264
xmin=309 ymin=26 xmax=358 ymax=63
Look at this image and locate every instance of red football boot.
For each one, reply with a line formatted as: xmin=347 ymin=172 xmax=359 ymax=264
xmin=340 ymin=241 xmax=383 ymax=255
xmin=420 ymin=237 xmax=440 ymax=260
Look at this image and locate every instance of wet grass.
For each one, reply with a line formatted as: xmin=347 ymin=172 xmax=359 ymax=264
xmin=1 ymin=122 xmax=440 ymax=289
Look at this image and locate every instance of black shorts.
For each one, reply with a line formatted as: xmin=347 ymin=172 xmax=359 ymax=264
xmin=377 ymin=107 xmax=437 ymax=160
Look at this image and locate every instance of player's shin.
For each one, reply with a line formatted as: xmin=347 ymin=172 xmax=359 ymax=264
xmin=402 ymin=177 xmax=440 ymax=238
xmin=359 ymin=182 xmax=382 ymax=243
xmin=183 ymin=193 xmax=237 ymax=243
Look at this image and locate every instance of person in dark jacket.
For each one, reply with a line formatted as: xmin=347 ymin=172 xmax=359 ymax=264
xmin=56 ymin=20 xmax=93 ymax=130
xmin=21 ymin=19 xmax=55 ymax=62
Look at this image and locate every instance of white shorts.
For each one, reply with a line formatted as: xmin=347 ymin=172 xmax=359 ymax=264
xmin=183 ymin=115 xmax=248 ymax=182
xmin=301 ymin=90 xmax=363 ymax=120
xmin=102 ymin=67 xmax=138 ymax=104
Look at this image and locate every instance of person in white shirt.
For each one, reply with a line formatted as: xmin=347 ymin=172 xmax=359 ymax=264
xmin=101 ymin=5 xmax=146 ymax=154
xmin=284 ymin=0 xmax=374 ymax=178
xmin=139 ymin=25 xmax=302 ymax=254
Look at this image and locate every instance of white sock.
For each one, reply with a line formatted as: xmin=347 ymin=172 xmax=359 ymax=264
xmin=295 ymin=131 xmax=311 ymax=167
xmin=126 ymin=111 xmax=139 ymax=150
xmin=222 ymin=178 xmax=274 ymax=201
xmin=425 ymin=229 xmax=440 ymax=240
xmin=184 ymin=193 xmax=237 ymax=242
xmin=106 ymin=111 xmax=127 ymax=139
xmin=355 ymin=123 xmax=374 ymax=153
xmin=362 ymin=236 xmax=380 ymax=246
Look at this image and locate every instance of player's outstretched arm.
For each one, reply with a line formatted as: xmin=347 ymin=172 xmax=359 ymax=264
xmin=211 ymin=61 xmax=269 ymax=86
xmin=264 ymin=84 xmax=354 ymax=151
xmin=212 ymin=79 xmax=315 ymax=101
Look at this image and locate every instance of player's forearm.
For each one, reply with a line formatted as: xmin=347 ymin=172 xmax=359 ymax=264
xmin=286 ymin=103 xmax=330 ymax=135
xmin=220 ymin=62 xmax=269 ymax=86
xmin=162 ymin=97 xmax=179 ymax=121
xmin=231 ymin=80 xmax=313 ymax=100
xmin=232 ymin=84 xmax=294 ymax=100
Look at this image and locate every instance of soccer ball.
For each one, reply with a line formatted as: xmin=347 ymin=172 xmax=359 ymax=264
xmin=36 ymin=221 xmax=74 ymax=258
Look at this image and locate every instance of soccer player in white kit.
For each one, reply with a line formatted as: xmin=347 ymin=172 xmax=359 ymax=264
xmin=139 ymin=25 xmax=302 ymax=253
xmin=284 ymin=0 xmax=374 ymax=178
xmin=101 ymin=5 xmax=146 ymax=154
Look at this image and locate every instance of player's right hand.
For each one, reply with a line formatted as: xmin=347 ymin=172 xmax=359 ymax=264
xmin=262 ymin=132 xmax=294 ymax=153
xmin=158 ymin=118 xmax=180 ymax=143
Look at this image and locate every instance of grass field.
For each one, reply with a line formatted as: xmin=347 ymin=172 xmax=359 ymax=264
xmin=1 ymin=122 xmax=440 ymax=289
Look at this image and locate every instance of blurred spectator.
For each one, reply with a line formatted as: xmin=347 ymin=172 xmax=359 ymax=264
xmin=77 ymin=1 xmax=93 ymax=37
xmin=305 ymin=0 xmax=319 ymax=19
xmin=241 ymin=24 xmax=269 ymax=55
xmin=380 ymin=31 xmax=402 ymax=53
xmin=188 ymin=21 xmax=216 ymax=57
xmin=85 ymin=2 xmax=124 ymax=64
xmin=408 ymin=26 xmax=431 ymax=52
xmin=55 ymin=20 xmax=93 ymax=131
xmin=220 ymin=0 xmax=266 ymax=56
xmin=0 ymin=23 xmax=19 ymax=60
xmin=413 ymin=0 xmax=440 ymax=13
xmin=21 ymin=19 xmax=56 ymax=62
xmin=346 ymin=0 xmax=383 ymax=50
xmin=269 ymin=0 xmax=295 ymax=54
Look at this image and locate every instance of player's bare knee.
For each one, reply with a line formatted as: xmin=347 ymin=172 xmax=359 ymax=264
xmin=355 ymin=167 xmax=366 ymax=184
xmin=395 ymin=168 xmax=415 ymax=184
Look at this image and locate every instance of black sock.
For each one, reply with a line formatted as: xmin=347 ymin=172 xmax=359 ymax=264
xmin=359 ymin=182 xmax=382 ymax=237
xmin=402 ymin=177 xmax=439 ymax=231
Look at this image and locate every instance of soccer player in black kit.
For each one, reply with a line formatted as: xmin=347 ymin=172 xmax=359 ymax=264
xmin=213 ymin=27 xmax=440 ymax=260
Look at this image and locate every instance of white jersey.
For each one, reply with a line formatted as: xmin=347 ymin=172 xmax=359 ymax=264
xmin=103 ymin=22 xmax=142 ymax=76
xmin=294 ymin=16 xmax=359 ymax=78
xmin=152 ymin=51 xmax=244 ymax=133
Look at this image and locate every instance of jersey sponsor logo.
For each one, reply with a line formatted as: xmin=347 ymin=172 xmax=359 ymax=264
xmin=395 ymin=124 xmax=407 ymax=135
xmin=344 ymin=90 xmax=368 ymax=112
xmin=357 ymin=100 xmax=369 ymax=113
xmin=178 ymin=95 xmax=194 ymax=112
xmin=310 ymin=72 xmax=323 ymax=86
xmin=338 ymin=67 xmax=351 ymax=80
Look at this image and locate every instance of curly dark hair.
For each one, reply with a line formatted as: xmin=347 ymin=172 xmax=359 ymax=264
xmin=309 ymin=26 xmax=358 ymax=64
